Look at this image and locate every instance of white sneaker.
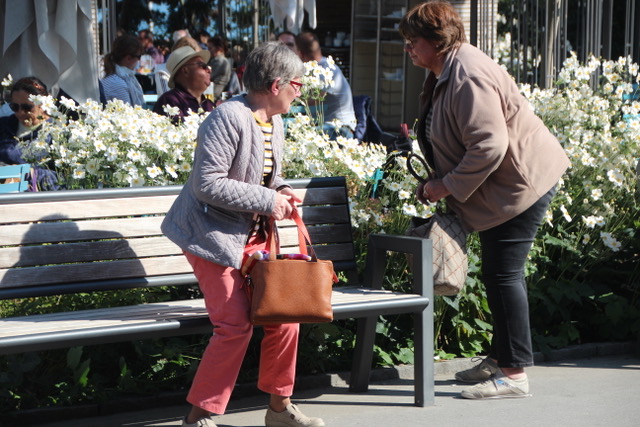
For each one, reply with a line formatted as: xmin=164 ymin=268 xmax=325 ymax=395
xmin=181 ymin=416 xmax=217 ymax=427
xmin=265 ymin=403 xmax=325 ymax=427
xmin=460 ymin=371 xmax=531 ymax=399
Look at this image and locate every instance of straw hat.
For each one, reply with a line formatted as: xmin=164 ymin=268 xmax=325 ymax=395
xmin=166 ymin=46 xmax=210 ymax=89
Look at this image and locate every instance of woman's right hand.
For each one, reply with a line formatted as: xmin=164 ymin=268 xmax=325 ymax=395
xmin=415 ymin=182 xmax=429 ymax=205
xmin=272 ymin=192 xmax=295 ymax=221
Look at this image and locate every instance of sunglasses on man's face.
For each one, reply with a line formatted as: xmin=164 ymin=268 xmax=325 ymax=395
xmin=9 ymin=103 xmax=34 ymax=113
xmin=184 ymin=62 xmax=211 ymax=71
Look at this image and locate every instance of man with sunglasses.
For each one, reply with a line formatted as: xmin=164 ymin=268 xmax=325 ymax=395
xmin=153 ymin=46 xmax=215 ymax=123
xmin=0 ymin=76 xmax=60 ymax=190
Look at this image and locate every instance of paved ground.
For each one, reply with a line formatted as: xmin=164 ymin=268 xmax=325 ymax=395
xmin=28 ymin=344 xmax=639 ymax=427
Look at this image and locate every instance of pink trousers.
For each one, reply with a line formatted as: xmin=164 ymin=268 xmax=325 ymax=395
xmin=184 ymin=237 xmax=299 ymax=415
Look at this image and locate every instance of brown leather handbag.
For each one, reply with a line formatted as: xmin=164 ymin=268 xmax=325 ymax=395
xmin=247 ymin=210 xmax=337 ymax=325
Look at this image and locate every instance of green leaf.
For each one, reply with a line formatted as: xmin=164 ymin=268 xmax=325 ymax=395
xmin=66 ymin=347 xmax=83 ymax=370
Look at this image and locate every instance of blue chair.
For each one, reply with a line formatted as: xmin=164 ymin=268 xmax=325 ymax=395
xmin=0 ymin=164 xmax=31 ymax=193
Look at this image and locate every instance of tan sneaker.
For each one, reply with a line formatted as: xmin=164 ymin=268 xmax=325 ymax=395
xmin=454 ymin=357 xmax=499 ymax=383
xmin=460 ymin=371 xmax=531 ymax=399
xmin=265 ymin=403 xmax=325 ymax=427
xmin=181 ymin=416 xmax=217 ymax=427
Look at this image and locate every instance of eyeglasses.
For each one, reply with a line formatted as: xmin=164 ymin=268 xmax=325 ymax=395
xmin=9 ymin=103 xmax=34 ymax=113
xmin=404 ymin=39 xmax=416 ymax=50
xmin=184 ymin=62 xmax=211 ymax=71
xmin=289 ymin=80 xmax=303 ymax=93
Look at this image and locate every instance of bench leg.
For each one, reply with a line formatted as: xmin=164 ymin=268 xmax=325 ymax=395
xmin=414 ymin=308 xmax=434 ymax=407
xmin=349 ymin=315 xmax=377 ymax=392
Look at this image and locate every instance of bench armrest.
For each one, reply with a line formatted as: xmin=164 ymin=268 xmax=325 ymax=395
xmin=363 ymin=234 xmax=433 ymax=299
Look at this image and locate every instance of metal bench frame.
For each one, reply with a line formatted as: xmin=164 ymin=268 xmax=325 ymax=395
xmin=0 ymin=176 xmax=434 ymax=406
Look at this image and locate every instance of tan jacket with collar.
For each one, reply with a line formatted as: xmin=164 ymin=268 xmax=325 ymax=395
xmin=417 ymin=43 xmax=570 ymax=232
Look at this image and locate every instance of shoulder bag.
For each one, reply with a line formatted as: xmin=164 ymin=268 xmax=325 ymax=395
xmin=245 ymin=209 xmax=338 ymax=325
xmin=405 ymin=153 xmax=468 ymax=296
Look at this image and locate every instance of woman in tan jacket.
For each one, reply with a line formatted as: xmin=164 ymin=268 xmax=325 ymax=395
xmin=400 ymin=1 xmax=569 ymax=399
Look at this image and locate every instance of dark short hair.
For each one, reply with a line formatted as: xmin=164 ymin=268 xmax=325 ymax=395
xmin=399 ymin=0 xmax=467 ymax=53
xmin=208 ymin=35 xmax=228 ymax=54
xmin=296 ymin=31 xmax=320 ymax=58
xmin=11 ymin=76 xmax=48 ymax=97
xmin=104 ymin=34 xmax=143 ymax=75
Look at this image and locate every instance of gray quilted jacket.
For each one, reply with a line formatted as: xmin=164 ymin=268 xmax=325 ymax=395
xmin=161 ymin=95 xmax=289 ymax=269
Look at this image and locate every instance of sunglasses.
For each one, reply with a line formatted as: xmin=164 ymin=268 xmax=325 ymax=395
xmin=9 ymin=102 xmax=34 ymax=113
xmin=184 ymin=62 xmax=211 ymax=71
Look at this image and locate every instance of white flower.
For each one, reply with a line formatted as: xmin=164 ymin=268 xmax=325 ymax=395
xmin=398 ymin=190 xmax=411 ymax=200
xmin=560 ymin=205 xmax=572 ymax=222
xmin=1 ymin=74 xmax=12 ymax=87
xmin=59 ymin=96 xmax=77 ymax=110
xmin=600 ymin=232 xmax=622 ymax=252
xmin=544 ymin=209 xmax=554 ymax=227
xmin=129 ymin=174 xmax=145 ymax=187
xmin=402 ymin=204 xmax=418 ymax=216
xmin=582 ymin=215 xmax=605 ymax=228
xmin=146 ymin=164 xmax=163 ymax=178
xmin=606 ymin=169 xmax=624 ymax=186
xmin=590 ymin=188 xmax=603 ymax=201
xmin=86 ymin=159 xmax=100 ymax=175
xmin=73 ymin=167 xmax=86 ymax=179
xmin=165 ymin=164 xmax=178 ymax=179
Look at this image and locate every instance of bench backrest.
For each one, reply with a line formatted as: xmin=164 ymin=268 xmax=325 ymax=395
xmin=0 ymin=176 xmax=357 ymax=300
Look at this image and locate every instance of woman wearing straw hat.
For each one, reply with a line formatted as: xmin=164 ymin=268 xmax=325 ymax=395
xmin=153 ymin=46 xmax=215 ymax=122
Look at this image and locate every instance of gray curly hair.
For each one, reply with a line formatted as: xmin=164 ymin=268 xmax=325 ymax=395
xmin=242 ymin=41 xmax=305 ymax=94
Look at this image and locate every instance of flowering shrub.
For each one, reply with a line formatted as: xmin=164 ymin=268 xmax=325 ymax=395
xmin=521 ymin=54 xmax=640 ymax=350
xmin=525 ymin=54 xmax=639 ymax=266
xmin=22 ymin=97 xmax=206 ymax=189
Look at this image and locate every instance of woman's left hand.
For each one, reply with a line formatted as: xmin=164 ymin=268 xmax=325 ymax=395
xmin=271 ymin=187 xmax=302 ymax=220
xmin=422 ymin=179 xmax=451 ymax=203
xmin=278 ymin=187 xmax=302 ymax=206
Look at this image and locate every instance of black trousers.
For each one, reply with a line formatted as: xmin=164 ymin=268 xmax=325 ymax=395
xmin=479 ymin=186 xmax=556 ymax=368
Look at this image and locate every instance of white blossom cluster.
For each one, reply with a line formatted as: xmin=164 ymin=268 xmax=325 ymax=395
xmin=22 ymin=97 xmax=206 ymax=188
xmin=523 ymin=53 xmax=639 ymax=255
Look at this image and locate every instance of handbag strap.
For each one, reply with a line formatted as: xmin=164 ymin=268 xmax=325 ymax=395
xmin=264 ymin=209 xmax=315 ymax=260
xmin=406 ymin=152 xmax=431 ymax=184
xmin=248 ymin=209 xmax=338 ymax=283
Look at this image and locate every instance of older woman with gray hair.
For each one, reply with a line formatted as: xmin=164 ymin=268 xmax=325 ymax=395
xmin=161 ymin=42 xmax=323 ymax=427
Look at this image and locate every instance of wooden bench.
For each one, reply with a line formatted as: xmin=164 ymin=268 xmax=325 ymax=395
xmin=0 ymin=176 xmax=434 ymax=407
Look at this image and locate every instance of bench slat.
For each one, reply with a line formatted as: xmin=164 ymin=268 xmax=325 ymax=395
xmin=292 ymin=186 xmax=348 ymax=205
xmin=0 ymin=287 xmax=427 ymax=355
xmin=278 ymin=224 xmax=354 ymax=246
xmin=0 ymin=186 xmax=347 ymax=225
xmin=2 ymin=216 xmax=166 ymax=246
xmin=0 ymin=256 xmax=192 ymax=288
xmin=1 ymin=206 xmax=347 ymax=247
xmin=0 ymin=236 xmax=182 ymax=268
xmin=0 ymin=195 xmax=179 ymax=224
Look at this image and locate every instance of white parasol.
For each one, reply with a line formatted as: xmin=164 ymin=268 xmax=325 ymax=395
xmin=0 ymin=0 xmax=99 ymax=103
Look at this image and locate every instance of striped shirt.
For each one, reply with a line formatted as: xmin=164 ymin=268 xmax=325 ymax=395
xmin=253 ymin=114 xmax=274 ymax=185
